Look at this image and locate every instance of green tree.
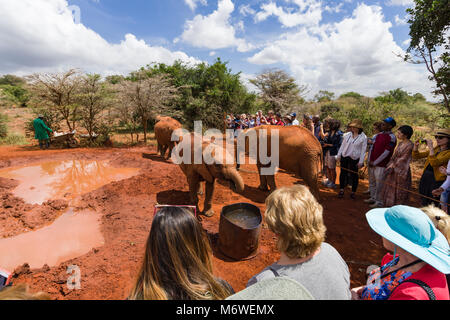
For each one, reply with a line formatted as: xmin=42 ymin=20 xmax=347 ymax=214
xmin=403 ymin=0 xmax=450 ymax=111
xmin=250 ymin=68 xmax=307 ymax=114
xmin=26 ymin=69 xmax=82 ymax=132
xmin=77 ymin=74 xmax=114 ymax=140
xmin=339 ymin=92 xmax=364 ymax=99
xmin=0 ymin=75 xmax=25 ymax=86
xmin=145 ymin=59 xmax=256 ymax=130
xmin=314 ymin=90 xmax=335 ymax=102
xmin=118 ymin=70 xmax=179 ymax=143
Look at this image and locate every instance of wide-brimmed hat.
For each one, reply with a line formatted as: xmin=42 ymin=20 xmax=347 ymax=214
xmin=348 ymin=119 xmax=363 ymax=129
xmin=435 ymin=128 xmax=450 ymax=138
xmin=226 ymin=277 xmax=314 ymax=300
xmin=38 ymin=114 xmax=44 ymax=118
xmin=366 ymin=205 xmax=450 ymax=274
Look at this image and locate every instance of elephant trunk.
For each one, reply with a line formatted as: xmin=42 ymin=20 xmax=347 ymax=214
xmin=225 ymin=167 xmax=245 ymax=193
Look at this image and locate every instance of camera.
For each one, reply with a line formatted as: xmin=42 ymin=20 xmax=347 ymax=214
xmin=0 ymin=268 xmax=12 ymax=290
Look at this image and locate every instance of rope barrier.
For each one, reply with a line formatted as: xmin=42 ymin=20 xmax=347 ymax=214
xmin=236 ymin=163 xmax=446 ymax=207
xmin=338 ymin=165 xmax=446 ymax=207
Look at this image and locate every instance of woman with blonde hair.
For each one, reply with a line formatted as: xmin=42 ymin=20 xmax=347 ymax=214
xmin=0 ymin=284 xmax=50 ymax=300
xmin=128 ymin=206 xmax=233 ymax=300
xmin=246 ymin=185 xmax=351 ymax=300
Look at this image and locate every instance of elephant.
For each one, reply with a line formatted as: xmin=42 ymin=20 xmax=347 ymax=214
xmin=173 ymin=133 xmax=245 ymax=218
xmin=237 ymin=125 xmax=323 ymax=199
xmin=154 ymin=116 xmax=182 ymax=159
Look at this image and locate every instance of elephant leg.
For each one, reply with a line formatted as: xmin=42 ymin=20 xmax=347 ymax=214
xmin=157 ymin=142 xmax=162 ymax=156
xmin=202 ymin=180 xmax=215 ymax=217
xmin=197 ymin=182 xmax=204 ymax=195
xmin=188 ymin=176 xmax=200 ymax=213
xmin=257 ymin=164 xmax=269 ymax=191
xmin=167 ymin=144 xmax=174 ymax=160
xmin=267 ymin=174 xmax=277 ymax=192
xmin=299 ymin=160 xmax=321 ymax=200
xmin=161 ymin=145 xmax=168 ymax=159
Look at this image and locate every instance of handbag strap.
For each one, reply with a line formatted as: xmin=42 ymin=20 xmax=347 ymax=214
xmin=391 ymin=279 xmax=436 ymax=300
xmin=269 ymin=267 xmax=280 ymax=277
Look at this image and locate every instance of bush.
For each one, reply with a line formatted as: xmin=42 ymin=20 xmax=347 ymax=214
xmin=0 ymin=134 xmax=28 ymax=145
xmin=0 ymin=113 xmax=8 ymax=138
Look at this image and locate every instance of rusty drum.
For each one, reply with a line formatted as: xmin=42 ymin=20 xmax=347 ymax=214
xmin=218 ymin=203 xmax=262 ymax=261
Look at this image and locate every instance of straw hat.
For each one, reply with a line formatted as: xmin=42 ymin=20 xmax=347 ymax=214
xmin=435 ymin=128 xmax=450 ymax=138
xmin=348 ymin=119 xmax=363 ymax=129
xmin=226 ymin=277 xmax=315 ymax=300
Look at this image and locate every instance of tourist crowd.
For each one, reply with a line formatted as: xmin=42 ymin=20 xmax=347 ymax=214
xmin=1 ymin=114 xmax=449 ymax=302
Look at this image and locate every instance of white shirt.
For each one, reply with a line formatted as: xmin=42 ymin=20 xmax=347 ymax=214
xmin=337 ymin=132 xmax=368 ymax=165
xmin=292 ymin=119 xmax=300 ymax=126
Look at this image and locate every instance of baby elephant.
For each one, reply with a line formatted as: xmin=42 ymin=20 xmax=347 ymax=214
xmin=173 ymin=133 xmax=245 ymax=217
xmin=154 ymin=116 xmax=182 ymax=159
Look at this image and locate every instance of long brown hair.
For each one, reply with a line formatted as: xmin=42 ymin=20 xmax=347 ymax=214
xmin=128 ymin=207 xmax=232 ymax=300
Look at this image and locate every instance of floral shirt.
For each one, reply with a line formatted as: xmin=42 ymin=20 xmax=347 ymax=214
xmin=361 ymin=256 xmax=412 ymax=300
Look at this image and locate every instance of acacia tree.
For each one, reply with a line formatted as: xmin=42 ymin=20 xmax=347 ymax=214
xmin=26 ymin=69 xmax=82 ymax=131
xmin=77 ymin=74 xmax=114 ymax=140
xmin=118 ymin=70 xmax=179 ymax=143
xmin=250 ymin=68 xmax=307 ymax=113
xmin=403 ymin=0 xmax=450 ymax=111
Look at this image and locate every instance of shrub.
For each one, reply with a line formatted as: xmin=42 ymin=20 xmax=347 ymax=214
xmin=0 ymin=113 xmax=8 ymax=138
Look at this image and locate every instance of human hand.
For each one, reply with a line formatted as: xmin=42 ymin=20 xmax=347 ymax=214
xmin=358 ymin=163 xmax=364 ymax=169
xmin=432 ymin=188 xmax=444 ymax=197
xmin=351 ymin=286 xmax=364 ymax=300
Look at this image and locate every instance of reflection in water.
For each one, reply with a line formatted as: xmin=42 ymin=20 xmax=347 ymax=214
xmin=0 ymin=209 xmax=104 ymax=272
xmin=0 ymin=160 xmax=140 ymax=205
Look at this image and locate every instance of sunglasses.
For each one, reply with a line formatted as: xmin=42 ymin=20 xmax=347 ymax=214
xmin=153 ymin=205 xmax=197 ymax=218
xmin=435 ymin=136 xmax=448 ymax=139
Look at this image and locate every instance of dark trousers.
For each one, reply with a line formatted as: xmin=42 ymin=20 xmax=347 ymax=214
xmin=39 ymin=139 xmax=50 ymax=150
xmin=418 ymin=167 xmax=443 ymax=206
xmin=339 ymin=156 xmax=359 ymax=193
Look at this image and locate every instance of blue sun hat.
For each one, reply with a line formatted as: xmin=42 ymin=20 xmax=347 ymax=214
xmin=366 ymin=205 xmax=450 ymax=274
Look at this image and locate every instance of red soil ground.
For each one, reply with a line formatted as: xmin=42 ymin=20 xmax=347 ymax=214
xmin=0 ymin=145 xmax=424 ymax=300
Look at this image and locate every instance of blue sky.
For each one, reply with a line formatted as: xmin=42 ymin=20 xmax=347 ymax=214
xmin=0 ymin=0 xmax=434 ymax=100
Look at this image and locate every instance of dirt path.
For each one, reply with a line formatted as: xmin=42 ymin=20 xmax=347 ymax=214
xmin=0 ymin=145 xmax=424 ymax=300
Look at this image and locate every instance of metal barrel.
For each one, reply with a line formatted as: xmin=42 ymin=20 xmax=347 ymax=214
xmin=218 ymin=203 xmax=262 ymax=261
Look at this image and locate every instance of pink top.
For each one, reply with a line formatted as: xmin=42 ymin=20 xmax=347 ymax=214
xmin=381 ymin=254 xmax=449 ymax=300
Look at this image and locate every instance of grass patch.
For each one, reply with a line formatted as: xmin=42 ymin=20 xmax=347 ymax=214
xmin=0 ymin=133 xmax=29 ymax=145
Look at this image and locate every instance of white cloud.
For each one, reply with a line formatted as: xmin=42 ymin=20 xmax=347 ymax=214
xmin=180 ymin=0 xmax=254 ymax=52
xmin=394 ymin=14 xmax=408 ymax=26
xmin=0 ymin=0 xmax=201 ymax=76
xmin=239 ymin=4 xmax=256 ymax=17
xmin=386 ymin=0 xmax=414 ymax=6
xmin=254 ymin=0 xmax=323 ymax=28
xmin=184 ymin=0 xmax=207 ymax=11
xmin=248 ymin=4 xmax=433 ymax=100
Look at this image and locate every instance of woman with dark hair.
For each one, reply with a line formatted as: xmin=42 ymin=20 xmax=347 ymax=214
xmin=380 ymin=125 xmax=414 ymax=207
xmin=321 ymin=119 xmax=343 ymax=188
xmin=336 ymin=119 xmax=367 ymax=199
xmin=128 ymin=206 xmax=233 ymax=300
xmin=413 ymin=129 xmax=450 ymax=206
